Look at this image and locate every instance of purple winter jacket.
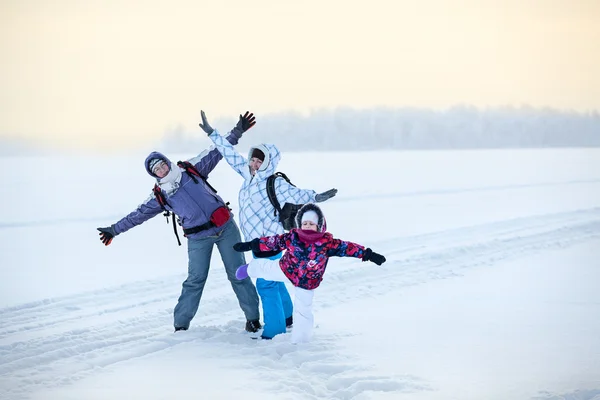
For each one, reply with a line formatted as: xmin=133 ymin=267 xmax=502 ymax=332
xmin=112 ymin=130 xmax=240 ymax=240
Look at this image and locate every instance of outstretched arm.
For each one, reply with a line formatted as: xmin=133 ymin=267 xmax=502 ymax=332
xmin=113 ymin=195 xmax=164 ymax=234
xmin=208 ymin=130 xmax=252 ymax=180
xmin=206 ymin=111 xmax=256 ymax=179
xmin=234 ymin=232 xmax=290 ymax=254
xmin=187 ymin=131 xmax=242 ymax=178
xmin=97 ymin=195 xmax=164 ymax=245
xmin=275 ymin=178 xmax=318 ymax=205
xmin=256 ymin=233 xmax=289 ymax=253
xmin=326 ymin=239 xmax=366 ymax=259
xmin=327 ymin=239 xmax=386 ymax=265
xmin=190 ymin=110 xmax=250 ymax=177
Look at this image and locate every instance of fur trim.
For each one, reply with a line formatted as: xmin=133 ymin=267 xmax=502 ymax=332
xmin=247 ymin=144 xmax=271 ymax=173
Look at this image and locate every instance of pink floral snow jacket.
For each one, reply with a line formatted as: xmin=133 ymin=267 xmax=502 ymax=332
xmin=254 ymin=229 xmax=367 ymax=290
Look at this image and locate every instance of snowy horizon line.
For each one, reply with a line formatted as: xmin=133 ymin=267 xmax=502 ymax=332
xmin=2 ymin=104 xmax=599 ymax=155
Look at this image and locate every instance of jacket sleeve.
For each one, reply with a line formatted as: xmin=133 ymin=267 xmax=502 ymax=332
xmin=207 ymin=130 xmax=252 ymax=180
xmin=112 ymin=195 xmax=164 ymax=235
xmin=274 ymin=178 xmax=317 ymax=205
xmin=326 ymin=239 xmax=366 ymax=259
xmin=188 ymin=129 xmax=242 ymax=178
xmin=251 ymin=233 xmax=289 ymax=253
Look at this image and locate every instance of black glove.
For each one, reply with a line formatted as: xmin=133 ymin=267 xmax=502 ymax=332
xmin=315 ymin=188 xmax=338 ymax=203
xmin=97 ymin=226 xmax=117 ymax=246
xmin=198 ymin=110 xmax=214 ymax=135
xmin=362 ymin=248 xmax=386 ymax=266
xmin=233 ymin=241 xmax=253 ymax=252
xmin=236 ymin=111 xmax=256 ymax=133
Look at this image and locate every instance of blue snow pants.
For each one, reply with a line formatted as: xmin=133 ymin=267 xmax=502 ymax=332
xmin=255 ymin=253 xmax=293 ymax=339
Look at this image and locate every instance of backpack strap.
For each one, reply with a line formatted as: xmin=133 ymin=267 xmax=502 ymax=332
xmin=266 ymin=172 xmax=295 ymax=218
xmin=152 ymin=161 xmax=224 ymax=247
xmin=153 ymin=184 xmax=182 ymax=246
xmin=153 ymin=184 xmax=169 ymax=211
xmin=177 ymin=161 xmax=218 ymax=193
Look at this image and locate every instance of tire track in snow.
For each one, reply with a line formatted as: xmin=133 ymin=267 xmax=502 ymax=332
xmin=0 ymin=299 xmax=249 ymax=399
xmin=322 ymin=207 xmax=600 ymax=305
xmin=1 ymin=207 xmax=600 ymax=400
xmin=0 ymin=276 xmax=184 ymax=339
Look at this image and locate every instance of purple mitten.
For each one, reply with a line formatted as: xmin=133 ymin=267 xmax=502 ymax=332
xmin=236 ymin=264 xmax=249 ymax=280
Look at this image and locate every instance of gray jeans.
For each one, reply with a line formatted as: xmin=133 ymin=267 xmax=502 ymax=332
xmin=173 ymin=219 xmax=260 ymax=328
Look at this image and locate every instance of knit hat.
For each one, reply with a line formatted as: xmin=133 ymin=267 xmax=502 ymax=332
xmin=250 ymin=148 xmax=265 ymax=162
xmin=296 ymin=203 xmax=326 ymax=232
xmin=301 ymin=210 xmax=319 ymax=225
xmin=149 ymin=158 xmax=164 ymax=173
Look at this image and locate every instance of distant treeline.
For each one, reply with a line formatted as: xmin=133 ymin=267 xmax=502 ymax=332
xmin=159 ymin=106 xmax=600 ymax=152
xmin=3 ymin=106 xmax=599 ymax=155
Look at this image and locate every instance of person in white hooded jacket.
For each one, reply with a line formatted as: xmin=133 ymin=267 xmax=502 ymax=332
xmin=201 ymin=111 xmax=337 ymax=339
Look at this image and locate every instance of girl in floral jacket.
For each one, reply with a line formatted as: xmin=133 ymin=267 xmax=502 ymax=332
xmin=233 ymin=203 xmax=386 ymax=343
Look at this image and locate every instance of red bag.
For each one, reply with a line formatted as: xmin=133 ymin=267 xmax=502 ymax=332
xmin=210 ymin=206 xmax=230 ymax=227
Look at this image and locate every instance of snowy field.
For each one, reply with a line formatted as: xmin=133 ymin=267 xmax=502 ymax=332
xmin=1 ymin=147 xmax=600 ymax=400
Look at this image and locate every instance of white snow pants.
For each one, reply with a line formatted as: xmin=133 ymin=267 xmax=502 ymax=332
xmin=247 ymin=258 xmax=315 ymax=344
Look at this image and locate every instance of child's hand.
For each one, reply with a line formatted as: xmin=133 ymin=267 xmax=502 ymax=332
xmin=362 ymin=248 xmax=386 ymax=266
xmin=233 ymin=241 xmax=252 ymax=252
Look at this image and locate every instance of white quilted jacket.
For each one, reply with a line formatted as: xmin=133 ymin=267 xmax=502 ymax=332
xmin=209 ymin=131 xmax=317 ymax=241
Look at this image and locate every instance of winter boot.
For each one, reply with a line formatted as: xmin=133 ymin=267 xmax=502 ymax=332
xmin=245 ymin=319 xmax=262 ymax=333
xmin=285 ymin=316 xmax=293 ymax=328
xmin=174 ymin=326 xmax=188 ymax=332
xmin=236 ymin=264 xmax=249 ymax=280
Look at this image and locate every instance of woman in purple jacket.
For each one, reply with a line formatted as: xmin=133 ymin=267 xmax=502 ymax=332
xmin=97 ymin=111 xmax=261 ymax=334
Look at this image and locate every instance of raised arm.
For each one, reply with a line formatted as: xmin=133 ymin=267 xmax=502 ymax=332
xmin=205 ymin=111 xmax=256 ymax=179
xmin=191 ymin=110 xmax=253 ymax=177
xmin=208 ymin=130 xmax=251 ymax=179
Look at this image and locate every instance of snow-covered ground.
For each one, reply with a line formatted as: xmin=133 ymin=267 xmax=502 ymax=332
xmin=1 ymin=148 xmax=599 ymax=400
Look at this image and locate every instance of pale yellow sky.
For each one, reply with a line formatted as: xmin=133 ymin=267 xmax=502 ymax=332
xmin=1 ymin=0 xmax=599 ymax=150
